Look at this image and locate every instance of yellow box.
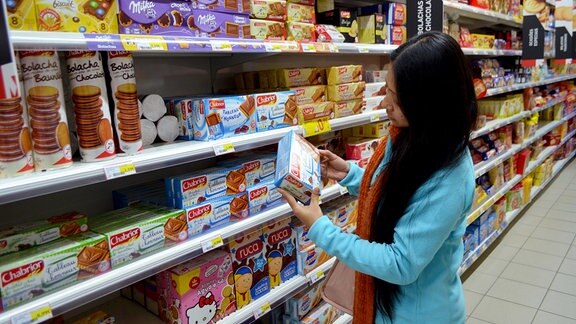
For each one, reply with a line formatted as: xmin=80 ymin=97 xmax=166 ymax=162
xmin=327 ymin=65 xmax=363 ymax=85
xmin=278 ymin=67 xmax=325 ymax=87
xmin=327 ymin=82 xmax=366 ymax=101
xmin=334 ymin=100 xmax=363 ymax=118
xmin=35 ymin=0 xmax=118 ymax=33
xmin=358 ymin=14 xmax=385 ymax=44
xmin=6 ymin=0 xmax=37 ymax=30
xmin=287 ymin=3 xmax=315 ymax=23
xmin=295 ymin=102 xmax=335 ymax=124
xmin=292 ymin=85 xmax=327 ymax=105
xmin=286 ymin=21 xmax=316 ymax=42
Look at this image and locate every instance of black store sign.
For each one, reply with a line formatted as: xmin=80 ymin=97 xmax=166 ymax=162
xmin=556 ymin=26 xmax=573 ymax=59
xmin=407 ymin=0 xmax=443 ymax=39
xmin=522 ymin=15 xmax=545 ymax=60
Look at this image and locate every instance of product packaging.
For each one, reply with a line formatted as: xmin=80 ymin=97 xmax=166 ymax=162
xmin=316 ymin=9 xmax=358 ymax=43
xmin=254 ymin=91 xmax=297 ymax=131
xmin=358 ymin=14 xmax=386 ymax=44
xmin=250 ymin=19 xmax=287 ymax=40
xmin=192 ymin=95 xmax=257 ymax=141
xmin=263 ymin=219 xmax=298 ymax=289
xmin=286 ymin=22 xmax=316 ymax=42
xmin=250 ymin=0 xmax=287 ymax=20
xmin=327 ymin=82 xmax=366 ymax=101
xmin=35 ymin=0 xmax=118 ymax=33
xmin=327 ymin=65 xmax=363 ymax=85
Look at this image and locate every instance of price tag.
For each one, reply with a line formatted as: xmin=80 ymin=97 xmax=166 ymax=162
xmin=253 ymin=301 xmax=272 ymax=319
xmin=104 ymin=162 xmax=137 ymax=180
xmin=12 ymin=305 xmax=53 ymax=324
xmin=213 ymin=143 xmax=235 ymax=156
xmin=370 ymin=114 xmax=380 ymax=122
xmin=120 ymin=35 xmax=168 ymax=51
xmin=358 ymin=46 xmax=370 ymax=53
xmin=301 ymin=43 xmax=316 ymax=53
xmin=308 ymin=269 xmax=325 ymax=284
xmin=302 ymin=118 xmax=331 ymax=137
xmin=201 ymin=235 xmax=224 ymax=253
xmin=339 ymin=186 xmax=349 ymax=195
xmin=210 ymin=40 xmax=232 ymax=51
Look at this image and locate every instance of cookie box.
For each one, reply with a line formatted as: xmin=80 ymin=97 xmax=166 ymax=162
xmin=386 ymin=3 xmax=407 ymax=26
xmin=291 ymin=220 xmax=313 ymax=251
xmin=363 ymin=70 xmax=387 ymax=83
xmin=334 ymin=99 xmax=363 ymax=118
xmin=327 ymin=82 xmax=366 ymax=102
xmin=363 ymin=96 xmax=385 ymax=113
xmin=263 ymin=219 xmax=298 ymax=289
xmin=294 ymin=102 xmax=335 ymax=125
xmin=326 ymin=199 xmax=358 ymax=228
xmin=358 ymin=14 xmax=386 ymax=44
xmin=0 ymin=232 xmax=110 ymax=310
xmin=275 ymin=130 xmax=322 ymax=205
xmin=185 ymin=193 xmax=248 ymax=235
xmin=297 ymin=244 xmax=331 ymax=274
xmin=246 ymin=181 xmax=282 ymax=215
xmin=254 ymin=91 xmax=296 ymax=131
xmin=286 ymin=21 xmax=316 ymax=42
xmin=0 ymin=212 xmax=88 ymax=256
xmin=166 ymin=97 xmax=194 ymax=141
xmin=315 ymin=24 xmax=346 ymax=43
xmin=364 ymin=82 xmax=386 ymax=98
xmin=191 ymin=95 xmax=257 ymax=141
xmin=190 ymin=0 xmax=250 ymax=14
xmin=35 ymin=0 xmax=118 ymax=33
xmin=345 ymin=137 xmax=381 ymax=160
xmin=5 ymin=0 xmax=37 ymax=31
xmin=386 ymin=25 xmax=407 ymax=45
xmin=278 ymin=68 xmax=325 ymax=88
xmin=291 ymin=85 xmax=327 ymax=106
xmin=250 ymin=0 xmax=287 ymax=20
xmin=157 ymin=250 xmax=236 ymax=323
xmin=286 ymin=3 xmax=315 ymax=23
xmin=327 ymin=65 xmax=363 ymax=85
xmin=300 ymin=302 xmax=344 ymax=324
xmin=284 ymin=280 xmax=325 ymax=320
xmin=316 ymin=9 xmax=357 ymax=43
xmin=250 ymin=19 xmax=287 ymax=40
xmin=217 ymin=153 xmax=276 ymax=187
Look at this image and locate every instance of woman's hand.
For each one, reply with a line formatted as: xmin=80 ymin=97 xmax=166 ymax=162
xmin=319 ymin=150 xmax=350 ymax=182
xmin=278 ymin=188 xmax=323 ymax=228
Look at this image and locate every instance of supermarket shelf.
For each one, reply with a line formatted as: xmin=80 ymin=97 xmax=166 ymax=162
xmin=333 ymin=314 xmax=353 ymax=324
xmin=0 ymin=111 xmax=386 ymax=205
xmin=471 ymin=95 xmax=566 ymax=139
xmin=485 ymin=75 xmax=576 ymax=97
xmin=0 ymin=185 xmax=344 ymax=323
xmin=461 ymin=48 xmax=522 ymax=56
xmin=563 ymin=110 xmax=576 ymax=122
xmin=467 ymin=174 xmax=522 ymax=225
xmin=218 ymin=258 xmax=337 ymax=324
xmin=334 ymin=43 xmax=397 ymax=54
xmin=562 ymin=129 xmax=576 ymax=145
xmin=444 ymin=1 xmax=522 ymax=28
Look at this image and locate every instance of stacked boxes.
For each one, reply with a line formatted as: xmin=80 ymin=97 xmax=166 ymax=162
xmin=34 ymin=0 xmax=118 ymax=33
xmin=317 ymin=8 xmax=358 ymax=43
xmin=250 ymin=0 xmax=287 ymax=40
xmin=286 ymin=1 xmax=316 ymax=41
xmin=326 ymin=65 xmax=365 ymax=118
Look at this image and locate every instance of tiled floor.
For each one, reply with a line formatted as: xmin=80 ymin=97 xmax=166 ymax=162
xmin=465 ymin=159 xmax=576 ymax=324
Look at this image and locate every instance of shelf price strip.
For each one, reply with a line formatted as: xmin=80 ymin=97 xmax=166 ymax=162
xmin=213 ymin=143 xmax=235 ymax=156
xmin=307 ymin=268 xmax=325 ymax=285
xmin=11 ymin=304 xmax=52 ymax=324
xmin=253 ymin=301 xmax=272 ymax=319
xmin=201 ymin=234 xmax=224 ymax=253
xmin=104 ymin=162 xmax=136 ymax=180
xmin=119 ymin=35 xmax=168 ymax=51
xmin=302 ymin=118 xmax=331 ymax=137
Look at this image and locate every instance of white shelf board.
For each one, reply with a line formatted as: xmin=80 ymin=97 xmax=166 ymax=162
xmin=444 ymin=1 xmax=522 ymax=28
xmin=461 ymin=48 xmax=522 ymax=56
xmin=485 ymin=75 xmax=576 ymax=97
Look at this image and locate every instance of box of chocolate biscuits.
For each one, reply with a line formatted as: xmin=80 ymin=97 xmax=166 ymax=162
xmin=35 ymin=0 xmax=118 ymax=33
xmin=254 ymin=91 xmax=296 ymax=132
xmin=5 ymin=0 xmax=37 ymax=31
xmin=191 ymin=95 xmax=257 ymax=141
xmin=184 ymin=192 xmax=248 ymax=236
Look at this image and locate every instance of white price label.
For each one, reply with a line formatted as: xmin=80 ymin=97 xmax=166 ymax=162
xmin=339 ymin=186 xmax=349 ymax=195
xmin=308 ymin=269 xmax=325 ymax=284
xmin=201 ymin=235 xmax=224 ymax=253
xmin=210 ymin=40 xmax=232 ymax=51
xmin=301 ymin=44 xmax=316 ymax=53
xmin=265 ymin=43 xmax=283 ymax=52
xmin=12 ymin=305 xmax=53 ymax=324
xmin=370 ymin=114 xmax=380 ymax=122
xmin=104 ymin=162 xmax=136 ymax=180
xmin=358 ymin=46 xmax=370 ymax=53
xmin=253 ymin=301 xmax=271 ymax=319
xmin=213 ymin=143 xmax=235 ymax=156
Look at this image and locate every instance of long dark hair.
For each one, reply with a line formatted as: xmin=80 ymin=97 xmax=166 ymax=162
xmin=371 ymin=31 xmax=477 ymax=319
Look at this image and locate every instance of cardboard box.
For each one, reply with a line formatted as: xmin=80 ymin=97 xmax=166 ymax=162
xmin=263 ymin=219 xmax=298 ymax=289
xmin=327 ymin=65 xmax=363 ymax=85
xmin=247 ymin=181 xmax=282 ymax=214
xmin=363 ymin=96 xmax=385 ymax=112
xmin=327 ymin=82 xmax=366 ymax=101
xmin=6 ymin=0 xmax=37 ymax=30
xmin=184 ymin=194 xmax=248 ymax=235
xmin=386 ymin=25 xmax=407 ymax=45
xmin=317 ymin=9 xmax=358 ymax=43
xmin=292 ymin=85 xmax=327 ymax=105
xmin=287 ymin=3 xmax=315 ymax=23
xmin=250 ymin=0 xmax=287 ymax=20
xmin=278 ymin=68 xmax=325 ymax=87
xmin=166 ymin=97 xmax=194 ymax=141
xmin=286 ymin=22 xmax=316 ymax=42
xmin=364 ymin=70 xmax=387 ymax=83
xmin=346 ymin=137 xmax=380 ymax=160
xmin=295 ymin=102 xmax=335 ymax=124
xmin=364 ymin=82 xmax=386 ymax=97
xmin=285 ymin=278 xmax=325 ymax=320
xmin=300 ymin=302 xmax=343 ymax=324
xmin=358 ymin=14 xmax=386 ymax=44
xmin=190 ymin=0 xmax=250 ymax=14
xmin=386 ymin=3 xmax=407 ymax=26
xmin=334 ymin=99 xmax=364 ymax=118
xmin=217 ymin=154 xmax=277 ymax=187
xmin=297 ymin=245 xmax=332 ymax=274
xmin=254 ymin=91 xmax=296 ymax=131
xmin=250 ymin=19 xmax=287 ymax=40
xmin=191 ymin=95 xmax=257 ymax=141
xmin=275 ymin=131 xmax=322 ymax=205
xmin=292 ymin=220 xmax=313 ymax=251
xmin=35 ymin=0 xmax=118 ymax=33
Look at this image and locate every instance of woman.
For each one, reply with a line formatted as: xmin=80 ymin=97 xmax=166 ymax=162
xmin=279 ymin=31 xmax=477 ymax=323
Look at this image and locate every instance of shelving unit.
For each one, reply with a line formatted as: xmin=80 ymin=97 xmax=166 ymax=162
xmin=443 ymin=1 xmax=523 ymax=28
xmin=485 ymin=75 xmax=576 ymax=97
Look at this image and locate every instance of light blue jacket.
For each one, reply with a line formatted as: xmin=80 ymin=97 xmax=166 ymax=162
xmin=308 ymin=138 xmax=475 ymax=324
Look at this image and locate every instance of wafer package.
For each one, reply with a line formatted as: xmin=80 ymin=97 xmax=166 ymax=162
xmin=254 ymin=91 xmax=296 ymax=131
xmin=19 ymin=51 xmax=73 ymax=171
xmin=191 ymin=95 xmax=257 ymax=141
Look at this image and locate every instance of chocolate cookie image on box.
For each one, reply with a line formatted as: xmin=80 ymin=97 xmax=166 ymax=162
xmin=82 ymin=0 xmax=114 ymax=20
xmin=171 ymin=10 xmax=183 ymax=27
xmin=226 ymin=170 xmax=247 ymax=194
xmin=114 ymin=83 xmax=142 ymax=142
xmin=163 ymin=217 xmax=188 ymax=242
xmin=72 ymin=85 xmax=113 ymax=149
xmin=77 ymin=242 xmax=111 ymax=274
xmin=0 ymin=97 xmax=28 ymax=161
xmin=118 ymin=11 xmax=133 ymax=26
xmin=158 ymin=12 xmax=171 ymax=28
xmin=27 ymin=86 xmax=64 ymax=155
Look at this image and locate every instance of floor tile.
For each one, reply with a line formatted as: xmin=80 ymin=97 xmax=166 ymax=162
xmin=488 ymin=244 xmax=518 ymax=261
xmin=466 ymin=318 xmax=493 ymax=324
xmin=538 ymin=218 xmax=576 ymax=234
xmin=557 ymin=195 xmax=576 ymax=204
xmin=525 ymin=206 xmax=550 ymax=217
xmin=509 ymin=223 xmax=536 ymax=236
xmin=550 ymin=273 xmax=576 ymax=296
xmin=463 ymin=272 xmax=498 ymax=294
xmin=567 ymin=245 xmax=576 ymax=260
xmin=533 ymin=311 xmax=576 ymax=324
xmin=546 ymin=209 xmax=576 ymax=223
xmin=559 ymin=258 xmax=576 ymax=276
xmin=539 ymin=191 xmax=560 ymax=202
xmin=531 ymin=227 xmax=575 ymax=244
xmin=552 ymin=202 xmax=576 ymax=213
xmin=512 ymin=249 xmax=564 ymax=271
xmin=464 ymin=290 xmax=483 ymax=316
xmin=471 ymin=296 xmax=536 ymax=324
xmin=500 ymin=233 xmax=529 ymax=248
xmin=500 ymin=262 xmax=555 ymax=288
xmin=522 ymin=237 xmax=571 ymax=257
xmin=534 ymin=198 xmax=557 ymax=209
xmin=517 ymin=214 xmax=543 ymax=227
xmin=540 ymin=291 xmax=576 ymax=320
xmin=476 ymin=258 xmax=509 ymax=276
xmin=486 ymin=278 xmax=547 ymax=308
xmin=560 ymin=190 xmax=576 ymax=198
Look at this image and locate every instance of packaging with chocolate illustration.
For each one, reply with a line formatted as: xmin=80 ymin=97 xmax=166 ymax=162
xmin=184 ymin=193 xmax=248 ymax=235
xmin=191 ymin=0 xmax=250 ymax=14
xmin=294 ymin=102 xmax=335 ymax=125
xmin=19 ymin=51 xmax=73 ymax=171
xmin=250 ymin=0 xmax=287 ymax=20
xmin=254 ymin=91 xmax=296 ymax=131
xmin=191 ymin=95 xmax=257 ymax=141
xmin=246 ymin=181 xmax=282 ymax=215
xmin=327 ymin=65 xmax=363 ymax=85
xmin=66 ymin=51 xmax=116 ymax=162
xmin=118 ymin=0 xmax=194 ymax=36
xmin=334 ymin=99 xmax=364 ymax=118
xmin=5 ymin=0 xmax=37 ymax=31
xmin=35 ymin=0 xmax=118 ymax=33
xmin=291 ymin=85 xmax=327 ymax=106
xmin=250 ymin=19 xmax=287 ymax=40
xmin=262 ymin=219 xmax=298 ymax=289
xmin=277 ymin=68 xmax=325 ymax=88
xmin=217 ymin=153 xmax=276 ymax=187
xmin=327 ymin=82 xmax=366 ymax=102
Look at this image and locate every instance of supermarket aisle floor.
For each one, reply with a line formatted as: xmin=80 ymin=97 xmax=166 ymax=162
xmin=464 ymin=159 xmax=576 ymax=324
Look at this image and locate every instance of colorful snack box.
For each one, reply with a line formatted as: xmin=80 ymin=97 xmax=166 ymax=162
xmin=0 ymin=232 xmax=110 ymax=309
xmin=185 ymin=193 xmax=248 ymax=235
xmin=327 ymin=82 xmax=366 ymax=102
xmin=218 ymin=153 xmax=277 ymax=187
xmin=190 ymin=0 xmax=250 ymax=14
xmin=301 ymin=302 xmax=343 ymax=324
xmin=158 ymin=250 xmax=236 ymax=324
xmin=191 ymin=95 xmax=257 ymax=141
xmin=166 ymin=97 xmax=194 ymax=141
xmin=292 ymin=85 xmax=327 ymax=106
xmin=278 ymin=68 xmax=325 ymax=88
xmin=254 ymin=91 xmax=296 ymax=131
xmin=192 ymin=9 xmax=251 ymax=38
xmin=364 ymin=70 xmax=387 ymax=83
xmin=386 ymin=3 xmax=407 ymax=26
xmin=297 ymin=244 xmax=331 ymax=274
xmin=358 ymin=14 xmax=386 ymax=44
xmin=285 ymin=279 xmax=325 ymax=320
xmin=334 ymin=100 xmax=364 ymax=118
xmin=294 ymin=102 xmax=335 ymax=125
xmin=326 ymin=199 xmax=358 ymax=228
xmin=315 ymin=24 xmax=346 ymax=43
xmin=386 ymin=25 xmax=407 ymax=45
xmin=35 ymin=0 xmax=118 ymax=33
xmin=250 ymin=0 xmax=287 ymax=20
xmin=6 ymin=0 xmax=37 ymax=31
xmin=250 ymin=19 xmax=287 ymax=40
xmin=286 ymin=22 xmax=316 ymax=42
xmin=91 ymin=206 xmax=186 ymax=267
xmin=263 ymin=219 xmax=298 ymax=289
xmin=327 ymin=65 xmax=363 ymax=85
xmin=275 ymin=131 xmax=322 ymax=204
xmin=0 ymin=212 xmax=88 ymax=256
xmin=363 ymin=96 xmax=385 ymax=113
xmin=291 ymin=220 xmax=313 ymax=251
xmin=226 ymin=229 xmax=269 ymax=309
xmin=359 ymin=121 xmax=389 ymax=138
xmin=364 ymin=82 xmax=386 ymax=97
xmin=346 ymin=137 xmax=381 ymax=160
xmin=316 ymin=9 xmax=358 ymax=43
xmin=287 ymin=3 xmax=315 ymax=23
xmin=247 ymin=181 xmax=282 ymax=214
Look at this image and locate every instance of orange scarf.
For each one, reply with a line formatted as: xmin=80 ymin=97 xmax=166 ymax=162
xmin=353 ymin=126 xmax=399 ymax=324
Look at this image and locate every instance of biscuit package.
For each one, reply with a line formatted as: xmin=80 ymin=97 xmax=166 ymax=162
xmin=294 ymin=102 xmax=335 ymax=125
xmin=386 ymin=25 xmax=407 ymax=45
xmin=191 ymin=0 xmax=250 ymax=13
xmin=217 ymin=153 xmax=277 ymax=187
xmin=118 ymin=0 xmax=193 ymax=36
xmin=250 ymin=19 xmax=287 ymax=40
xmin=105 ymin=51 xmax=143 ymax=155
xmin=278 ymin=68 xmax=325 ymax=88
xmin=19 ymin=51 xmax=73 ymax=171
xmin=327 ymin=65 xmax=363 ymax=85
xmin=166 ymin=97 xmax=194 ymax=141
xmin=285 ymin=279 xmax=325 ymax=320
xmin=250 ymin=0 xmax=287 ymax=20
xmin=297 ymin=244 xmax=331 ymax=274
xmin=191 ymin=95 xmax=257 ymax=141
xmin=254 ymin=91 xmax=296 ymax=131
xmin=0 ymin=212 xmax=88 ymax=257
xmin=5 ymin=0 xmax=37 ymax=31
xmin=316 ymin=9 xmax=358 ymax=43
xmin=0 ymin=232 xmax=110 ymax=310
xmin=0 ymin=54 xmax=34 ymax=178
xmin=291 ymin=85 xmax=327 ymax=106
xmin=263 ymin=219 xmax=298 ymax=289
xmin=287 ymin=3 xmax=315 ymax=24
xmin=363 ymin=96 xmax=385 ymax=113
xmin=300 ymin=302 xmax=343 ymax=324
xmin=275 ymin=130 xmax=322 ymax=205
xmin=334 ymin=99 xmax=364 ymax=118
xmin=246 ymin=181 xmax=282 ymax=215
xmin=193 ymin=9 xmax=251 ymax=38
xmin=35 ymin=0 xmax=118 ymax=33
xmin=345 ymin=137 xmax=381 ymax=160
xmin=157 ymin=250 xmax=236 ymax=324
xmin=358 ymin=14 xmax=386 ymax=44
xmin=184 ymin=193 xmax=248 ymax=235
xmin=327 ymin=81 xmax=366 ymax=101
xmin=286 ymin=22 xmax=316 ymax=42
xmin=66 ymin=51 xmax=116 ymax=162
xmin=226 ymin=229 xmax=270 ymax=309
xmin=364 ymin=82 xmax=386 ymax=97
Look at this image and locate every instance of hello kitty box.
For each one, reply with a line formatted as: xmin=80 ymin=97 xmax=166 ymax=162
xmin=157 ymin=250 xmax=236 ymax=324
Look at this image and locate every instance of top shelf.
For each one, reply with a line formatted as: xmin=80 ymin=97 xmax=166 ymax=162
xmin=443 ymin=1 xmax=523 ymax=28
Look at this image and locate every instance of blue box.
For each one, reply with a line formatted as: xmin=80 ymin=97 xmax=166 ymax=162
xmin=254 ymin=91 xmax=295 ymax=132
xmin=191 ymin=95 xmax=257 ymax=141
xmin=217 ymin=153 xmax=277 ymax=188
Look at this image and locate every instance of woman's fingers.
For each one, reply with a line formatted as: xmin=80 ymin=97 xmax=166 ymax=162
xmin=310 ymin=188 xmax=321 ymax=208
xmin=277 ymin=188 xmax=300 ymax=211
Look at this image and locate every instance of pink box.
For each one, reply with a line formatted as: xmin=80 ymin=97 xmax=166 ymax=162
xmin=345 ymin=138 xmax=381 ymax=160
xmin=157 ymin=250 xmax=236 ymax=323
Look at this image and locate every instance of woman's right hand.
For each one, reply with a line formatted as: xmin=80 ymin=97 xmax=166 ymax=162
xmin=319 ymin=150 xmax=350 ymax=182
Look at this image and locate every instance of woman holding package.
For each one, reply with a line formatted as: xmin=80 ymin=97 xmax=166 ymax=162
xmin=279 ymin=31 xmax=477 ymax=324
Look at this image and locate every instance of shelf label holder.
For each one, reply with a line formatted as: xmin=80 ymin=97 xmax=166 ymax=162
xmin=253 ymin=301 xmax=272 ymax=319
xmin=11 ymin=304 xmax=52 ymax=324
xmin=104 ymin=162 xmax=137 ymax=180
xmin=201 ymin=234 xmax=224 ymax=253
xmin=213 ymin=143 xmax=235 ymax=156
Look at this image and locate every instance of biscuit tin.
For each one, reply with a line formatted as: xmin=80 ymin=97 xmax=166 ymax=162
xmin=5 ymin=0 xmax=37 ymax=31
xmin=35 ymin=0 xmax=118 ymax=33
xmin=105 ymin=51 xmax=143 ymax=155
xmin=262 ymin=219 xmax=297 ymax=289
xmin=191 ymin=95 xmax=257 ymax=141
xmin=66 ymin=51 xmax=116 ymax=162
xmin=19 ymin=51 xmax=73 ymax=171
xmin=254 ymin=91 xmax=296 ymax=132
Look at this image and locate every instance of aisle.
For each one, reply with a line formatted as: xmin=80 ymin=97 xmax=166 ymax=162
xmin=464 ymin=159 xmax=576 ymax=324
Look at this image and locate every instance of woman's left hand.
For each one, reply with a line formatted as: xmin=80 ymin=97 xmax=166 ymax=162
xmin=277 ymin=188 xmax=323 ymax=228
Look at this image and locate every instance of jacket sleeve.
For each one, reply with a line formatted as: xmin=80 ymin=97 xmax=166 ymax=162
xmin=308 ymin=176 xmax=467 ymax=285
xmin=337 ymin=162 xmax=365 ymax=196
